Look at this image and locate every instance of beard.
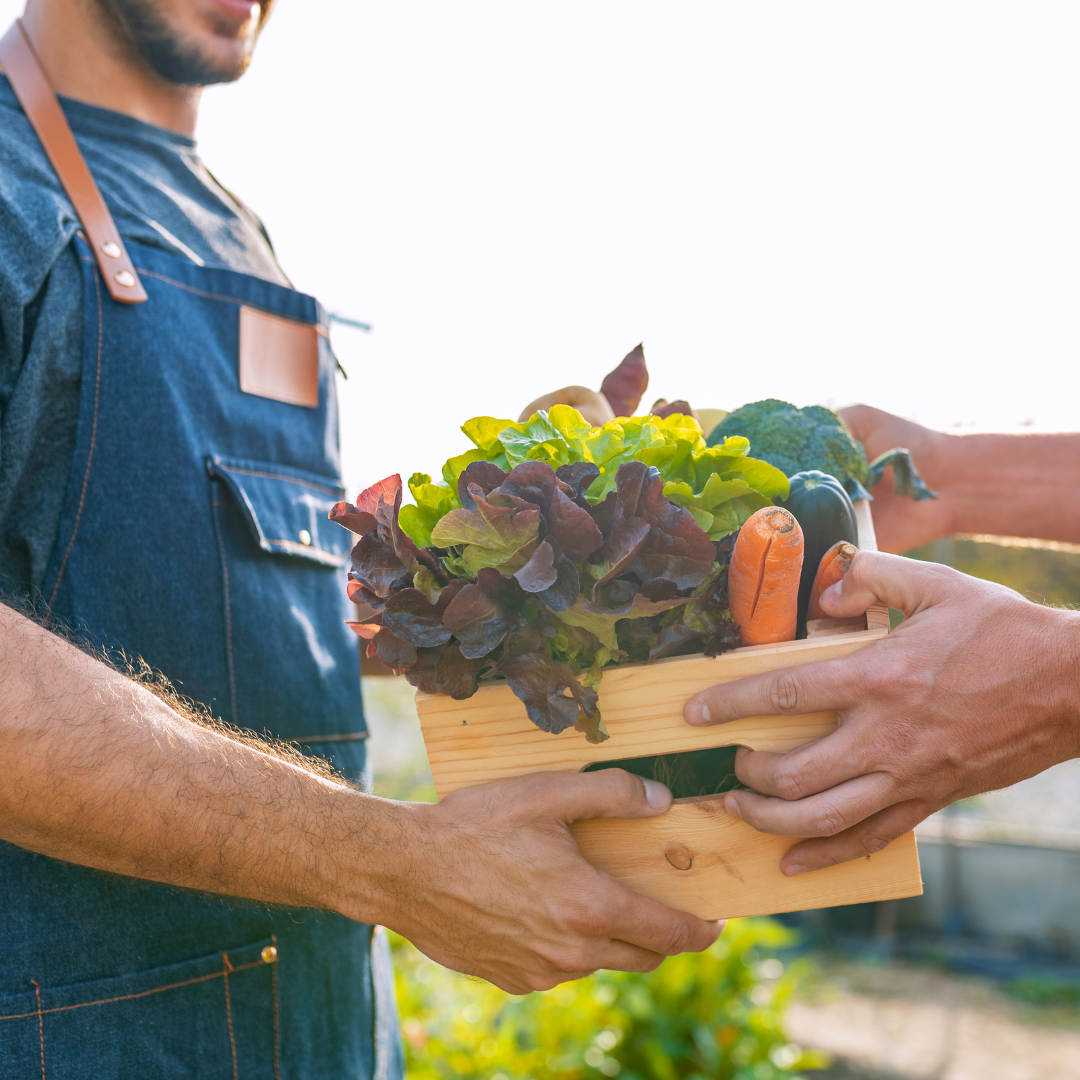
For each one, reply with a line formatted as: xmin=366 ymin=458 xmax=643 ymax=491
xmin=93 ymin=0 xmax=272 ymax=86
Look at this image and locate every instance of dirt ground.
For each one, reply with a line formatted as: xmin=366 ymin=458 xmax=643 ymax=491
xmin=789 ymin=960 xmax=1080 ymax=1080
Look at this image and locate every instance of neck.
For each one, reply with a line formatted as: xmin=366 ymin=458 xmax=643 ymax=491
xmin=14 ymin=0 xmax=201 ymax=136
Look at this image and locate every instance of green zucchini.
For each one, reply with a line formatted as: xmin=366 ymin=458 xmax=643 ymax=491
xmin=782 ymin=471 xmax=858 ymax=633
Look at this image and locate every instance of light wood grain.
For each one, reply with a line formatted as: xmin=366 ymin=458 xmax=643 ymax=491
xmin=416 ymin=630 xmax=887 ymax=795
xmin=413 ymin=495 xmax=922 ymax=916
xmin=571 ymin=801 xmax=922 ymax=920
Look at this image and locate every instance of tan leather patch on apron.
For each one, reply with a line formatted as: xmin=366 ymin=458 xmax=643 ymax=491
xmin=238 ymin=305 xmax=319 ymax=408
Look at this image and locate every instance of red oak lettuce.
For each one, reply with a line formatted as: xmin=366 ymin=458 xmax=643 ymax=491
xmin=331 ymin=405 xmax=787 ymax=742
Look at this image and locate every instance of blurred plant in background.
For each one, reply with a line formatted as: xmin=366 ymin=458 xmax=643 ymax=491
xmin=392 ymin=918 xmax=828 ymax=1080
xmin=908 ymin=536 xmax=1080 ymax=608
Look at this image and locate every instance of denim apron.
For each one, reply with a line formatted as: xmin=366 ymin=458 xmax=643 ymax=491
xmin=0 ymin=233 xmax=403 ymax=1079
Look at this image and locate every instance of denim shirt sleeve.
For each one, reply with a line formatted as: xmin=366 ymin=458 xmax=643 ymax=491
xmin=0 ymin=243 xmax=84 ymax=596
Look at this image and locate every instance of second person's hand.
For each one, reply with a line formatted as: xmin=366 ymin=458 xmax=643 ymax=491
xmin=682 ymin=552 xmax=1080 ymax=876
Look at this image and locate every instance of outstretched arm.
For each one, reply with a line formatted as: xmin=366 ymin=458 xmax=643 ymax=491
xmin=1 ymin=603 xmax=719 ymax=993
xmin=839 ymin=405 xmax=1080 ymax=552
xmin=683 ymin=552 xmax=1080 ymax=874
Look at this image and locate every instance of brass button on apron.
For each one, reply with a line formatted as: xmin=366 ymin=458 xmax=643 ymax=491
xmin=101 ymin=241 xmax=122 ymax=258
xmin=261 ymin=945 xmax=278 ymax=963
xmin=114 ymin=270 xmax=136 ymax=287
xmin=298 ymin=529 xmax=312 ymax=546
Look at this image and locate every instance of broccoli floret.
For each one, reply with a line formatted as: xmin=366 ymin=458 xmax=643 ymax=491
xmin=707 ymin=399 xmax=870 ymax=491
xmin=706 ymin=399 xmax=935 ymax=501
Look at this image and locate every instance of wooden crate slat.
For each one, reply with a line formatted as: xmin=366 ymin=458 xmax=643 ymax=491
xmin=417 ymin=630 xmax=887 ymax=795
xmin=572 ymin=807 xmax=921 ymax=921
xmin=412 ymin=495 xmax=923 ymax=916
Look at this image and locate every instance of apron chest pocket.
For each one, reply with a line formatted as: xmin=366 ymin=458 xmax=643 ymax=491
xmin=206 ymin=456 xmax=366 ymax=764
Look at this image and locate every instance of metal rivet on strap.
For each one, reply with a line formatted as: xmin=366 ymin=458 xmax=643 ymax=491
xmin=101 ymin=241 xmax=122 ymax=258
xmin=114 ymin=270 xmax=136 ymax=287
xmin=261 ymin=945 xmax=278 ymax=964
xmin=298 ymin=529 xmax=312 ymax=547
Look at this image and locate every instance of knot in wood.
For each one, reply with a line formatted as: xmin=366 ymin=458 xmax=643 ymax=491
xmin=663 ymin=842 xmax=694 ymax=871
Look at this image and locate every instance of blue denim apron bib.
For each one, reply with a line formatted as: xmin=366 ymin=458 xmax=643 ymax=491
xmin=0 ymin=234 xmax=403 ymax=1079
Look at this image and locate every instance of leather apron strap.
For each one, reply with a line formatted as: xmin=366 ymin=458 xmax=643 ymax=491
xmin=0 ymin=20 xmax=147 ymax=304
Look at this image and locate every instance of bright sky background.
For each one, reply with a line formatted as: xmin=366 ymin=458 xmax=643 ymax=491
xmin=7 ymin=1 xmax=1079 ymax=496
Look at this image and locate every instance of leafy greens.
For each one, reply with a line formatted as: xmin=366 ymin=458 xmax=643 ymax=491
xmin=331 ymin=407 xmax=788 ymax=742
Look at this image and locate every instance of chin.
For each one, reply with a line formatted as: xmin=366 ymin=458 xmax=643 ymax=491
xmin=96 ymin=0 xmax=270 ymax=86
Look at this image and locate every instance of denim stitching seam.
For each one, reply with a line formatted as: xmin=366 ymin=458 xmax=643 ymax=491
xmin=132 ymin=269 xmax=327 ymax=335
xmin=223 ymin=953 xmax=238 ymax=1080
xmin=0 ymin=960 xmax=265 ymax=1023
xmin=48 ymin=265 xmax=103 ymax=609
xmin=213 ymin=463 xmax=343 ymax=497
xmin=271 ymin=935 xmax=281 ymax=1080
xmin=211 ymin=498 xmax=240 ymax=726
xmin=31 ymin=980 xmax=44 ymax=1079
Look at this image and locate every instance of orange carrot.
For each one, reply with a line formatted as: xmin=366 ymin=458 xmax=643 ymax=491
xmin=807 ymin=541 xmax=858 ymax=621
xmin=729 ymin=507 xmax=804 ymax=646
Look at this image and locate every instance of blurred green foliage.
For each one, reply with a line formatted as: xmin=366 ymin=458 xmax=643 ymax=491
xmin=392 ymin=918 xmax=828 ymax=1080
xmin=906 ymin=538 xmax=1080 ymax=607
xmin=1007 ymin=974 xmax=1080 ymax=1008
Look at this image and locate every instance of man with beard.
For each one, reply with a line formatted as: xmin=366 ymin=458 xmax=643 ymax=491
xmin=0 ymin=2 xmax=720 ymax=1075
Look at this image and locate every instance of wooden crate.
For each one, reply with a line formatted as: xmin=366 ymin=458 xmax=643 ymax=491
xmin=414 ymin=500 xmax=922 ymax=920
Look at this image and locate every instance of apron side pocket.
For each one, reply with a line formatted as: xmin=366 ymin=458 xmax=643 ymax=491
xmin=0 ymin=937 xmax=278 ymax=1080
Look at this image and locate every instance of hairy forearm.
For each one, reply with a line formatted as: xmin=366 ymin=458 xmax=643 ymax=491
xmin=929 ymin=430 xmax=1080 ymax=542
xmin=0 ymin=603 xmax=420 ymax=923
xmin=840 ymin=406 xmax=1080 ymax=551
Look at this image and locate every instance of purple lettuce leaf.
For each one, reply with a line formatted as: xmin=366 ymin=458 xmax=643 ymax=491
xmin=495 ymin=461 xmax=604 ymax=564
xmin=430 ymin=486 xmax=541 ymax=574
xmin=539 ymin=549 xmax=581 ymax=613
xmin=347 ymin=580 xmax=385 ymax=612
xmin=403 ymin=646 xmax=443 ymax=694
xmin=500 ymin=649 xmax=600 ymax=736
xmin=371 ymin=627 xmax=419 ymax=670
xmin=380 ymin=588 xmax=455 ymax=648
xmin=329 ymin=473 xmax=400 ymax=535
xmin=328 ymin=501 xmax=377 ymax=536
xmin=334 ymin=474 xmax=440 ymax=598
xmin=513 ymin=537 xmax=582 ymax=613
xmin=555 ymin=461 xmax=601 ymax=506
xmin=599 ymin=343 xmax=649 ymax=418
xmin=649 ymin=623 xmax=703 ymax=659
xmin=584 ymin=503 xmax=651 ymax=595
xmin=434 ymin=643 xmax=487 ymax=699
xmin=639 ymin=578 xmax=678 ymax=602
xmin=616 ymin=462 xmax=717 ymax=589
xmin=513 ymin=537 xmax=558 ymax=592
xmin=475 ymin=565 xmax=530 ymax=610
xmin=556 ymin=592 xmax=694 ymax=651
xmin=592 ymin=578 xmax=636 ymax=609
xmin=650 ymin=399 xmax=696 ymax=420
xmin=458 ymin=460 xmax=508 ymax=510
xmin=443 ymin=581 xmax=519 ymax=659
xmin=338 ymin=452 xmax=735 ymax=741
xmin=349 ymin=532 xmax=412 ymax=598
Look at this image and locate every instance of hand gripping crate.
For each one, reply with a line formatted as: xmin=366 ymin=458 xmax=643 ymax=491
xmin=414 ymin=500 xmax=922 ymax=920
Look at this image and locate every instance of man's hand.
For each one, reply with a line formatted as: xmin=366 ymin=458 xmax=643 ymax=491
xmin=519 ymin=386 xmax=615 ymax=427
xmin=838 ymin=405 xmax=953 ymax=553
xmin=682 ymin=552 xmax=1080 ymax=875
xmin=381 ymin=771 xmax=722 ymax=994
xmin=0 ymin=605 xmax=718 ymax=996
xmin=838 ymin=404 xmax=1080 ymax=551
